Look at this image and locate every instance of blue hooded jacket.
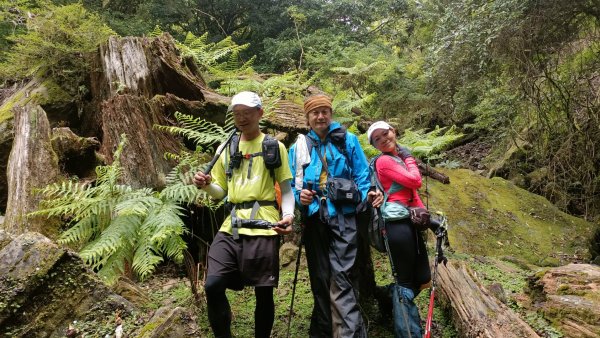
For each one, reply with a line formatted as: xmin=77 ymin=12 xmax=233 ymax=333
xmin=288 ymin=122 xmax=371 ymax=218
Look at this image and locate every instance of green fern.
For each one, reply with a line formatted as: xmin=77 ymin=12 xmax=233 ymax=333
xmin=154 ymin=111 xmax=228 ymax=146
xmin=148 ymin=25 xmax=164 ymax=37
xmin=155 ymin=113 xmax=231 ymax=209
xmin=400 ymin=125 xmax=464 ymax=157
xmin=177 ymin=32 xmax=255 ymax=83
xmin=358 ymin=125 xmax=464 ymax=160
xmin=31 ymin=134 xmax=187 ymax=284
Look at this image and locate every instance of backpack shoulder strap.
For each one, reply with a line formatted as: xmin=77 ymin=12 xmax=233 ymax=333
xmin=226 ymin=134 xmax=241 ymax=180
xmin=330 ymin=126 xmax=356 ymax=175
xmin=372 ymin=154 xmax=404 ymax=195
xmin=261 ymin=134 xmax=281 ymax=179
xmin=370 ymin=154 xmax=384 ymax=191
xmin=305 ymin=134 xmax=314 ymax=158
xmin=330 ymin=126 xmax=349 ymax=158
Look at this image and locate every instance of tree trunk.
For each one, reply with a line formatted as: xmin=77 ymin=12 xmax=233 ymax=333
xmin=4 ymin=105 xmax=61 ymax=237
xmin=527 ymin=263 xmax=600 ymax=337
xmin=436 ymin=260 xmax=540 ymax=337
xmin=98 ymin=94 xmax=180 ymax=188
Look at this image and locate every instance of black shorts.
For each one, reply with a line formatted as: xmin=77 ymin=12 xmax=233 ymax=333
xmin=207 ymin=231 xmax=280 ymax=289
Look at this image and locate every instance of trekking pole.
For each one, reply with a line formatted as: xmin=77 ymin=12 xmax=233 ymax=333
xmin=285 ymin=226 xmax=303 ymax=338
xmin=202 ymin=128 xmax=238 ymax=174
xmin=286 ymin=182 xmax=312 ymax=338
xmin=424 ymin=214 xmax=448 ymax=338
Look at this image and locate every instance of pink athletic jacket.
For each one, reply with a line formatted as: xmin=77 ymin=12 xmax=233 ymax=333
xmin=374 ymin=155 xmax=425 ymax=208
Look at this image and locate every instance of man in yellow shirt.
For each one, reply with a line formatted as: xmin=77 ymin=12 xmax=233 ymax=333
xmin=193 ymin=91 xmax=294 ymax=338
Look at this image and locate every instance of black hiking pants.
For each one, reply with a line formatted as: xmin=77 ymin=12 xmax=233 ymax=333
xmin=386 ymin=219 xmax=431 ymax=291
xmin=304 ymin=213 xmax=366 ymax=338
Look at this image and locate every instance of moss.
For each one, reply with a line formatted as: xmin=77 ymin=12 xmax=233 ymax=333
xmin=136 ymin=319 xmax=162 ymax=337
xmin=38 ymin=79 xmax=71 ymax=105
xmin=426 ymin=168 xmax=595 ymax=265
xmin=0 ymin=78 xmax=71 ymax=125
xmin=0 ymin=91 xmax=23 ymax=123
xmin=556 ymin=284 xmax=570 ymax=294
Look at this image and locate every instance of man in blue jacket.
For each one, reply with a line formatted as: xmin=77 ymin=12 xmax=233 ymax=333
xmin=289 ymin=94 xmax=375 ymax=338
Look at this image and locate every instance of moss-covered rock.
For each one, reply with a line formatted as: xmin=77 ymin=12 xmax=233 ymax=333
xmin=136 ymin=306 xmax=198 ymax=338
xmin=0 ymin=232 xmax=134 ymax=338
xmin=426 ymin=168 xmax=597 ymax=266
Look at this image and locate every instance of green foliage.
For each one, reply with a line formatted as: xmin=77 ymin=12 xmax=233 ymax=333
xmin=31 ymin=134 xmax=186 ymax=284
xmin=0 ymin=0 xmax=45 ymax=56
xmin=172 ymin=30 xmax=312 ymax=112
xmin=155 ymin=111 xmax=236 ymax=210
xmin=154 ymin=111 xmax=229 ymax=149
xmin=0 ymin=3 xmax=114 ymax=89
xmin=357 ymin=124 xmax=464 ymax=160
xmin=399 ymin=126 xmax=464 ymax=158
xmin=175 ymin=31 xmax=255 ymax=84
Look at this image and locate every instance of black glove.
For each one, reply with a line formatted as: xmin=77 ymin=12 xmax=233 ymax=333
xmin=398 ymin=146 xmax=413 ymax=160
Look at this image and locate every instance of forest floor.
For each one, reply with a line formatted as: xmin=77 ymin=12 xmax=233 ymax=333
xmin=137 ymin=245 xmax=456 ymax=338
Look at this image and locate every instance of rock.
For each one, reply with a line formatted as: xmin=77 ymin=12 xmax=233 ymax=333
xmin=279 ymin=242 xmax=299 ymax=268
xmin=0 ymin=230 xmax=11 ymax=250
xmin=527 ymin=263 xmax=600 ymax=337
xmin=113 ymin=277 xmax=151 ymax=307
xmin=487 ymin=282 xmax=507 ymax=304
xmin=0 ymin=232 xmax=134 ymax=338
xmin=136 ymin=306 xmax=198 ymax=338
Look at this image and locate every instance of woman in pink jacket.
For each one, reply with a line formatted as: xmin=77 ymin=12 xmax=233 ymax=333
xmin=368 ymin=121 xmax=431 ymax=338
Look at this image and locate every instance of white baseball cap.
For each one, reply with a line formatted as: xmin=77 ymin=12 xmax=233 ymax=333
xmin=367 ymin=121 xmax=393 ymax=144
xmin=228 ymin=91 xmax=262 ymax=111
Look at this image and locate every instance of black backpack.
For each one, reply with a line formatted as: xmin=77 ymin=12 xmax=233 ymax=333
xmin=367 ymin=155 xmax=386 ymax=252
xmin=226 ymin=133 xmax=281 ymax=180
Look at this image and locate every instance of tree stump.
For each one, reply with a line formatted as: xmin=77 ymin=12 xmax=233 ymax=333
xmin=4 ymin=105 xmax=61 ymax=237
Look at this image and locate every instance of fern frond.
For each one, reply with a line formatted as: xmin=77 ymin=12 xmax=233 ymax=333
xmin=333 ymin=92 xmax=376 ymax=116
xmin=132 ymin=240 xmax=163 ymax=281
xmin=58 ymin=214 xmax=105 ymax=245
xmin=154 ymin=112 xmax=228 ymax=145
xmin=31 ymin=133 xmax=190 ymax=284
xmin=148 ymin=26 xmax=164 ymax=37
xmin=160 ymin=183 xmax=201 ymax=204
xmin=96 ymin=240 xmax=133 ymax=285
xmin=399 ymin=126 xmax=464 ymax=157
xmin=80 ymin=214 xmax=140 ymax=269
xmin=216 ymin=77 xmax=263 ymax=95
xmin=114 ymin=194 xmax=162 ymax=217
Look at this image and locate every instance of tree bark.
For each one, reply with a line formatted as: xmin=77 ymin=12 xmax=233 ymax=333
xmin=98 ymin=95 xmax=180 ymax=188
xmin=416 ymin=160 xmax=451 ymax=184
xmin=527 ymin=263 xmax=600 ymax=337
xmin=4 ymin=105 xmax=61 ymax=237
xmin=436 ymin=260 xmax=540 ymax=337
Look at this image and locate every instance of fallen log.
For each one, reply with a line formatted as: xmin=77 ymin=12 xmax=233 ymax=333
xmin=436 ymin=260 xmax=539 ymax=338
xmin=417 ymin=160 xmax=450 ymax=184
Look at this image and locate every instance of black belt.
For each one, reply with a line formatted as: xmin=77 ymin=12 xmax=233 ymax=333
xmin=230 ymin=200 xmax=277 ymax=210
